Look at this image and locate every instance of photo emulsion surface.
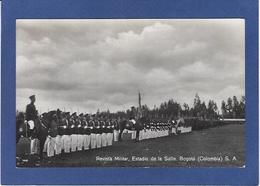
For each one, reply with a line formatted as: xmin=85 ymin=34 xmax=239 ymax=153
xmin=16 ymin=19 xmax=245 ymax=167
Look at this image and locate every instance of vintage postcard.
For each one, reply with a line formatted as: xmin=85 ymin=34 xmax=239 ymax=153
xmin=16 ymin=19 xmax=245 ymax=167
xmin=1 ymin=0 xmax=258 ymax=185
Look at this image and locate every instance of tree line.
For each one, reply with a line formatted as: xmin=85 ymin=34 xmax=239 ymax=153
xmin=97 ymin=94 xmax=245 ymax=120
xmin=17 ymin=94 xmax=245 ymax=120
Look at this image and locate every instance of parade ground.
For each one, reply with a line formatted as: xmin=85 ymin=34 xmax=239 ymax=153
xmin=17 ymin=123 xmax=245 ymax=167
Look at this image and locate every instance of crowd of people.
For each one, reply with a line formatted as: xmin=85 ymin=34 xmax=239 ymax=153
xmin=18 ymin=110 xmax=187 ymax=158
xmin=17 ymin=95 xmax=192 ymax=158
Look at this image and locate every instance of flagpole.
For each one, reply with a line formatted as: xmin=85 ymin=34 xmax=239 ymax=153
xmin=138 ymin=91 xmax=142 ymax=118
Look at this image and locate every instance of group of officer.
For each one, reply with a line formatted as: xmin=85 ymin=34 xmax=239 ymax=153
xmin=24 ymin=95 xmax=183 ymax=158
xmin=43 ymin=114 xmax=116 ymax=157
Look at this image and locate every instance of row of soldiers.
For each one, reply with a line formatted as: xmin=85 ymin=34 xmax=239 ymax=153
xmin=43 ymin=111 xmax=118 ymax=137
xmin=19 ymin=109 xmax=179 ymax=141
xmin=23 ymin=95 xmax=180 ymax=138
xmin=20 ymin=95 xmax=185 ymax=158
xmin=44 ymin=111 xmax=179 ymax=134
xmin=21 ymin=111 xmax=182 ymax=137
xmin=29 ymin=111 xmax=176 ymax=157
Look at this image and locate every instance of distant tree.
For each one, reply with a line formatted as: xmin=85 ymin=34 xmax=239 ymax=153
xmin=207 ymin=100 xmax=218 ymax=119
xmin=200 ymin=101 xmax=207 ymax=119
xmin=232 ymin=96 xmax=239 ymax=118
xmin=141 ymin=104 xmax=149 ymax=117
xmin=182 ymin=103 xmax=190 ymax=117
xmin=221 ymin=100 xmax=227 ymax=117
xmin=193 ymin=93 xmax=202 ymax=117
xmin=226 ymin=97 xmax=233 ymax=118
xmin=189 ymin=108 xmax=194 ymax=117
xmin=213 ymin=101 xmax=218 ymax=118
xmin=239 ymin=96 xmax=245 ymax=118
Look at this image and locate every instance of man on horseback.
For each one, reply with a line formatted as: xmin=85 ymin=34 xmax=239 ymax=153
xmin=26 ymin=95 xmax=38 ymax=121
xmin=25 ymin=95 xmax=40 ymax=155
xmin=25 ymin=95 xmax=49 ymax=160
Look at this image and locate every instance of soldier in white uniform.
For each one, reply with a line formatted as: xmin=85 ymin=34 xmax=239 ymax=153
xmin=61 ymin=112 xmax=71 ymax=153
xmin=113 ymin=118 xmax=120 ymax=142
xmin=96 ymin=119 xmax=102 ymax=148
xmin=83 ymin=117 xmax=91 ymax=150
xmin=107 ymin=119 xmax=113 ymax=146
xmin=46 ymin=113 xmax=59 ymax=157
xmin=90 ymin=117 xmax=97 ymax=149
xmin=101 ymin=120 xmax=107 ymax=147
xmin=69 ymin=113 xmax=77 ymax=152
xmin=76 ymin=114 xmax=84 ymax=151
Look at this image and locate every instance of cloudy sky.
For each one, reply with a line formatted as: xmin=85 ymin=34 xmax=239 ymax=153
xmin=16 ymin=19 xmax=244 ymax=114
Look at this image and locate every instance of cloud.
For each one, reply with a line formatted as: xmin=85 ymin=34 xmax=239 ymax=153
xmin=16 ymin=19 xmax=245 ymax=113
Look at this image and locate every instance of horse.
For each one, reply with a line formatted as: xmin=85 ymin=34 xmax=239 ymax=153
xmin=118 ymin=116 xmax=147 ymax=142
xmin=16 ymin=110 xmax=58 ymax=159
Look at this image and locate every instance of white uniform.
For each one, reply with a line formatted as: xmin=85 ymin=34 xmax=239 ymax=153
xmin=71 ymin=134 xmax=77 ymax=152
xmin=46 ymin=136 xmax=55 ymax=157
xmin=83 ymin=134 xmax=91 ymax=150
xmin=90 ymin=133 xmax=97 ymax=149
xmin=55 ymin=135 xmax=62 ymax=155
xmin=107 ymin=131 xmax=113 ymax=146
xmin=43 ymin=136 xmax=49 ymax=152
xmin=96 ymin=133 xmax=102 ymax=148
xmin=30 ymin=138 xmax=39 ymax=155
xmin=139 ymin=130 xmax=144 ymax=141
xmin=101 ymin=132 xmax=107 ymax=147
xmin=62 ymin=135 xmax=71 ymax=153
xmin=77 ymin=134 xmax=84 ymax=151
xmin=131 ymin=131 xmax=136 ymax=140
xmin=113 ymin=130 xmax=119 ymax=141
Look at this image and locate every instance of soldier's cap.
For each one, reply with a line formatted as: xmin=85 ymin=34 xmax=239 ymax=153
xmin=72 ymin=112 xmax=77 ymax=116
xmin=29 ymin=95 xmax=35 ymax=100
xmin=79 ymin=113 xmax=84 ymax=117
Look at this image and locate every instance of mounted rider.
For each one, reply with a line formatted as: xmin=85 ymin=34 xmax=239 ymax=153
xmin=26 ymin=95 xmax=38 ymax=122
xmin=25 ymin=95 xmax=38 ymax=138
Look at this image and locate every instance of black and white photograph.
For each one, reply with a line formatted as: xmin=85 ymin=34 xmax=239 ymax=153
xmin=16 ymin=19 xmax=245 ymax=167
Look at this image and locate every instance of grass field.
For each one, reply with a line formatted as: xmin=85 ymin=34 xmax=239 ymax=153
xmin=16 ymin=124 xmax=245 ymax=167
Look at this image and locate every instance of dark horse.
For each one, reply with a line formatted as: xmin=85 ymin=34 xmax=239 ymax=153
xmin=16 ymin=110 xmax=57 ymax=159
xmin=118 ymin=116 xmax=147 ymax=142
